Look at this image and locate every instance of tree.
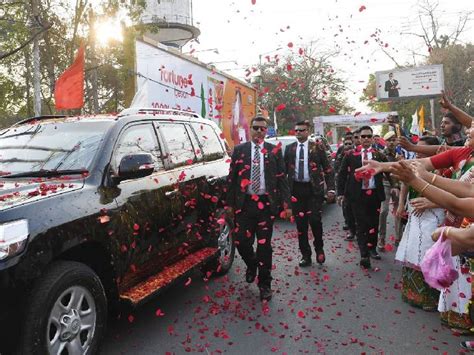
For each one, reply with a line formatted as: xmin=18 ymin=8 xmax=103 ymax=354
xmin=0 ymin=0 xmax=149 ymax=127
xmin=255 ymin=46 xmax=352 ymax=132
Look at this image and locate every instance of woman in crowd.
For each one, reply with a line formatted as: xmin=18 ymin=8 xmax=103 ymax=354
xmin=358 ymin=120 xmax=474 ymax=333
xmin=394 ymin=136 xmax=444 ymax=310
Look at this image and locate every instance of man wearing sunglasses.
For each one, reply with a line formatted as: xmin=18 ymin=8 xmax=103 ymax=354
xmin=226 ymin=116 xmax=292 ymax=301
xmin=284 ymin=120 xmax=335 ymax=267
xmin=337 ymin=126 xmax=393 ymax=269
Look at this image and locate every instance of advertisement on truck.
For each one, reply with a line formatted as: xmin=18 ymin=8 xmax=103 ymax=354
xmin=135 ymin=39 xmax=257 ymax=148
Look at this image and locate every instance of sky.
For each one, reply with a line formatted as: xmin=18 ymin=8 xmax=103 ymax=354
xmin=183 ymin=0 xmax=473 ymax=113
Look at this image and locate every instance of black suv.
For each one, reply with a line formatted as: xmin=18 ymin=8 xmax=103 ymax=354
xmin=0 ymin=108 xmax=234 ymax=354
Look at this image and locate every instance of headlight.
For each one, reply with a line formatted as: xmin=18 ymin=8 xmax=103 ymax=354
xmin=0 ymin=219 xmax=29 ymax=260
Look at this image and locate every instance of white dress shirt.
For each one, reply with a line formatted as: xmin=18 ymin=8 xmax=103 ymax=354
xmin=249 ymin=141 xmax=266 ymax=194
xmin=294 ymin=140 xmax=310 ymax=182
xmin=361 ymin=148 xmax=376 ymax=189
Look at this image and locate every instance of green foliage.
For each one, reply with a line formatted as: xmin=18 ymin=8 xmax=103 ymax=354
xmin=255 ymin=47 xmax=352 ymax=132
xmin=0 ymin=0 xmax=149 ymax=128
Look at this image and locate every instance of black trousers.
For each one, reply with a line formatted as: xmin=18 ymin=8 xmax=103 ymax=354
xmin=291 ymin=182 xmax=324 ymax=258
xmin=235 ymin=195 xmax=274 ymax=288
xmin=342 ymin=198 xmax=356 ymax=235
xmin=350 ymin=191 xmax=381 ymax=258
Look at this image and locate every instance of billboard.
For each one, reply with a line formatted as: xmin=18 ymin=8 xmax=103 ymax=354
xmin=135 ymin=40 xmax=257 ymax=148
xmin=375 ymin=65 xmax=444 ymax=100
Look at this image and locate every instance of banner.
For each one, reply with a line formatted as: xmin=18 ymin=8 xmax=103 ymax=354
xmin=135 ymin=40 xmax=257 ymax=148
xmin=375 ymin=65 xmax=444 ymax=101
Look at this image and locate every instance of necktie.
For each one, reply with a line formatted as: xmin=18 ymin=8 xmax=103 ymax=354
xmin=298 ymin=143 xmax=305 ymax=181
xmin=363 ymin=149 xmax=369 ymax=189
xmin=251 ymin=144 xmax=261 ymax=193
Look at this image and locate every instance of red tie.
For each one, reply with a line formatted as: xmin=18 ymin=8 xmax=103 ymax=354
xmin=363 ymin=150 xmax=369 ymax=189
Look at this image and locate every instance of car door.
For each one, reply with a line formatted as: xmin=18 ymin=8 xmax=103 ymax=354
xmin=155 ymin=121 xmax=202 ymax=261
xmin=109 ymin=122 xmax=175 ymax=291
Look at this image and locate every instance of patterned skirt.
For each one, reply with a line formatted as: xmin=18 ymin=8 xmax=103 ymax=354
xmin=401 ymin=267 xmax=440 ymax=310
xmin=439 ymin=256 xmax=474 ymax=334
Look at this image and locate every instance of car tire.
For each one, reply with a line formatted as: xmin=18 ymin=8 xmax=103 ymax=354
xmin=204 ymin=211 xmax=235 ymax=276
xmin=19 ymin=261 xmax=107 ymax=355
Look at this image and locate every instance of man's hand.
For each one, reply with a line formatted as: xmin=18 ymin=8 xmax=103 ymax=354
xmin=337 ymin=195 xmax=344 ymax=206
xmin=390 ymin=161 xmax=417 ymax=184
xmin=225 ymin=206 xmax=234 ymax=218
xmin=439 ymin=90 xmax=452 ymax=110
xmin=397 ymin=136 xmax=414 ymax=151
xmin=285 ymin=208 xmax=293 ymax=220
xmin=355 ymin=159 xmax=384 ymax=175
xmin=326 ymin=191 xmax=336 ymax=203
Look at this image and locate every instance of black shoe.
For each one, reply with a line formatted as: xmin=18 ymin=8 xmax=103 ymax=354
xmin=259 ymin=286 xmax=272 ymax=301
xmin=369 ymin=250 xmax=381 ymax=260
xmin=343 ymin=225 xmax=349 ymax=231
xmin=316 ymin=250 xmax=326 ymax=265
xmin=345 ymin=234 xmax=355 ymax=241
xmin=360 ymin=257 xmax=371 ymax=269
xmin=245 ymin=265 xmax=257 ymax=283
xmin=299 ymin=257 xmax=312 ymax=267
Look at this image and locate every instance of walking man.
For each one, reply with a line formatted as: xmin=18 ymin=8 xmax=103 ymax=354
xmin=284 ymin=120 xmax=335 ymax=267
xmin=337 ymin=126 xmax=393 ymax=269
xmin=226 ymin=116 xmax=292 ymax=301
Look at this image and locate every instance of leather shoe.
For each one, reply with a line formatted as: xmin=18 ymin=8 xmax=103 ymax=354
xmin=245 ymin=266 xmax=257 ymax=283
xmin=360 ymin=257 xmax=371 ymax=269
xmin=369 ymin=250 xmax=381 ymax=260
xmin=299 ymin=257 xmax=312 ymax=267
xmin=343 ymin=225 xmax=349 ymax=231
xmin=316 ymin=250 xmax=326 ymax=264
xmin=259 ymin=286 xmax=272 ymax=301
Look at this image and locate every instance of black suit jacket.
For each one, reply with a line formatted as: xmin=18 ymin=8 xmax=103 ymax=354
xmin=226 ymin=141 xmax=291 ymax=215
xmin=284 ymin=141 xmax=335 ymax=196
xmin=337 ymin=149 xmax=391 ymax=203
xmin=384 ymin=79 xmax=399 ymax=97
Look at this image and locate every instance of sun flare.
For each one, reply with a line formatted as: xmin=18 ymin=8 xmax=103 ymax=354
xmin=95 ymin=19 xmax=123 ymax=46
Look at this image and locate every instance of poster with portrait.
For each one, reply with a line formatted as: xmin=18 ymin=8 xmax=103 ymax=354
xmin=375 ymin=65 xmax=444 ymax=101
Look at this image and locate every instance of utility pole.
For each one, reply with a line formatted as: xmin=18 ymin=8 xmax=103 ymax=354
xmin=31 ymin=0 xmax=42 ymax=116
xmin=429 ymin=98 xmax=436 ymax=132
xmin=89 ymin=8 xmax=99 ymax=114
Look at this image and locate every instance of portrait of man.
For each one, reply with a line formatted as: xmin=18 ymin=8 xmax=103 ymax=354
xmin=384 ymin=72 xmax=399 ymax=98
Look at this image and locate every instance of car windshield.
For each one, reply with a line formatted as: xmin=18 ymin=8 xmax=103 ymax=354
xmin=0 ymin=120 xmax=113 ymax=176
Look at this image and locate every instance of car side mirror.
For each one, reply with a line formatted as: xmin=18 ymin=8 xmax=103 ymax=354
xmin=114 ymin=153 xmax=155 ymax=184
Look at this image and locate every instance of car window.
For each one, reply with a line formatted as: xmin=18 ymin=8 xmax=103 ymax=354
xmin=113 ymin=124 xmax=163 ymax=173
xmin=158 ymin=123 xmax=197 ymax=167
xmin=0 ymin=121 xmax=112 ymax=175
xmin=190 ymin=123 xmax=224 ymax=162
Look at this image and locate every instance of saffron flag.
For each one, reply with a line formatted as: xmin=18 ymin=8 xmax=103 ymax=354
xmin=418 ymin=105 xmax=425 ymax=133
xmin=55 ymin=44 xmax=85 ymax=110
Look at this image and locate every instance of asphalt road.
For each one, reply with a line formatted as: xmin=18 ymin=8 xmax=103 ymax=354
xmin=101 ymin=203 xmax=464 ymax=354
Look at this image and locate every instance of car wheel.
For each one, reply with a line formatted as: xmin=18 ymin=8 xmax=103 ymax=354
xmin=20 ymin=261 xmax=107 ymax=355
xmin=204 ymin=212 xmax=235 ymax=276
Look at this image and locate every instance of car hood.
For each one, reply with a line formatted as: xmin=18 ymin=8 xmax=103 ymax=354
xmin=0 ymin=177 xmax=85 ymax=211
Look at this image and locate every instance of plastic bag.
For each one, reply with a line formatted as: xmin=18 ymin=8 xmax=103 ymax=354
xmin=420 ymin=228 xmax=459 ymax=290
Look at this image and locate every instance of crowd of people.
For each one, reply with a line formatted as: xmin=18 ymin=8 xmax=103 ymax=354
xmin=225 ymin=92 xmax=473 ymax=349
xmin=350 ymin=93 xmax=474 ymax=350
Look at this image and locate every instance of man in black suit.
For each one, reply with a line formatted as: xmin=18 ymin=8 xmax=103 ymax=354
xmin=284 ymin=120 xmax=335 ymax=267
xmin=226 ymin=116 xmax=292 ymax=301
xmin=337 ymin=126 xmax=395 ymax=269
xmin=384 ymin=72 xmax=399 ymax=98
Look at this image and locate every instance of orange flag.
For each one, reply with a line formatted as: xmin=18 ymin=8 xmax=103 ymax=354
xmin=55 ymin=44 xmax=85 ymax=110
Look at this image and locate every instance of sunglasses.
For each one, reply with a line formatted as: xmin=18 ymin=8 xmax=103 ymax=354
xmin=360 ymin=134 xmax=373 ymax=139
xmin=344 ymin=143 xmax=353 ymax=146
xmin=295 ymin=128 xmax=307 ymax=132
xmin=252 ymin=126 xmax=268 ymax=132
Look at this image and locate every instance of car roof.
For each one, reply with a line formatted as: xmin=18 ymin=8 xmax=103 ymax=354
xmin=10 ymin=108 xmax=216 ymax=129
